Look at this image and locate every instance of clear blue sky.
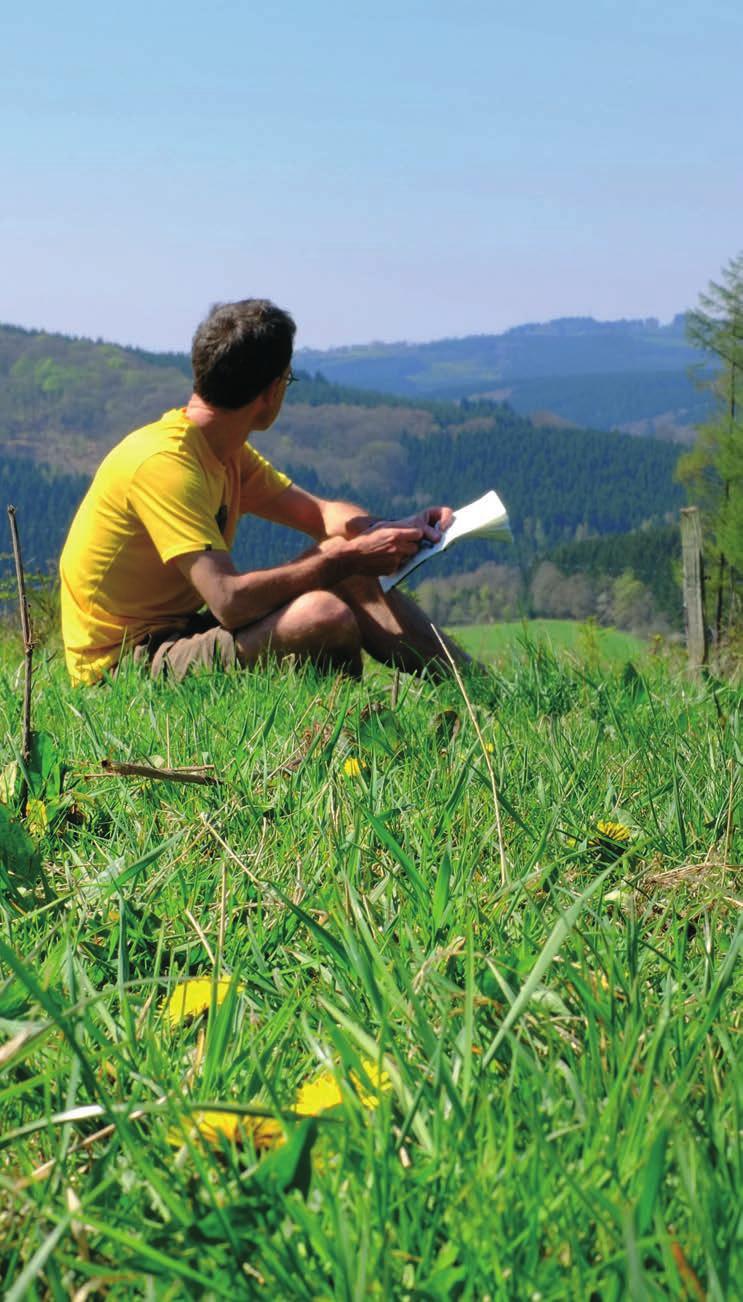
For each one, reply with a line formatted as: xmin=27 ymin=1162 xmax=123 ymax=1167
xmin=2 ymin=0 xmax=741 ymax=351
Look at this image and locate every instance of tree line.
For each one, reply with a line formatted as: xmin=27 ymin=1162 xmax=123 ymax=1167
xmin=414 ymin=525 xmax=682 ymax=635
xmin=676 ymin=254 xmax=743 ymax=643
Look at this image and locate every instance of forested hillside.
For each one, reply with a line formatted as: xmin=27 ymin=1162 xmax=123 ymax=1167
xmin=0 ymin=324 xmax=189 ymax=472
xmin=299 ymin=315 xmax=699 ymax=382
xmin=1 ymin=418 xmax=682 ymax=584
xmin=1 ymin=316 xmax=712 ymax=467
xmin=296 ymin=315 xmax=712 ymax=439
xmin=0 ymin=442 xmax=683 ymax=633
xmin=501 ymin=370 xmax=710 ymax=442
xmin=0 ymin=324 xmax=686 ymax=631
xmin=0 ymin=455 xmax=89 ymax=578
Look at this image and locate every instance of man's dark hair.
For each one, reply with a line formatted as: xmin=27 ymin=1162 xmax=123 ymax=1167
xmin=191 ymin=299 xmax=296 ymax=408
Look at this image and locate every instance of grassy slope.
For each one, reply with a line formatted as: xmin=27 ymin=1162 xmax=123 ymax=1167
xmin=452 ymin=619 xmax=646 ymax=663
xmin=0 ymin=637 xmax=740 ymax=1298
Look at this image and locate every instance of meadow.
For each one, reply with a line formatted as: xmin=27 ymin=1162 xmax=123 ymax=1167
xmin=452 ymin=619 xmax=646 ymax=665
xmin=0 ymin=629 xmax=740 ymax=1299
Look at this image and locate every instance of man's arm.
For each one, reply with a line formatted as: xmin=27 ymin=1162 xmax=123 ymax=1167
xmin=173 ymin=525 xmax=424 ymax=631
xmin=249 ymin=483 xmax=379 ymax=540
xmin=252 ymin=483 xmax=453 ymax=543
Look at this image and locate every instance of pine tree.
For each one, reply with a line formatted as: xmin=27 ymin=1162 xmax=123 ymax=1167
xmin=678 ymin=253 xmax=743 ymax=637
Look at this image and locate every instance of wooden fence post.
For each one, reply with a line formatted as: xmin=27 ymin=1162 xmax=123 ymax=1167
xmin=680 ymin=507 xmax=708 ymax=672
xmin=7 ymin=505 xmax=34 ymax=812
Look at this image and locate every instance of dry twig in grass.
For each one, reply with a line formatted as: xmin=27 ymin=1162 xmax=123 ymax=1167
xmin=643 ymin=858 xmax=742 ymax=906
xmin=97 ymin=759 xmax=219 ymax=786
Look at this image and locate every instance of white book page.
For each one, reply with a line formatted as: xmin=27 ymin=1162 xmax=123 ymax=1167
xmin=380 ymin=490 xmax=511 ymax=592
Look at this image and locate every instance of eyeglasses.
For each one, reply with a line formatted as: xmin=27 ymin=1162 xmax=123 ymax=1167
xmin=285 ymin=369 xmax=299 ymax=386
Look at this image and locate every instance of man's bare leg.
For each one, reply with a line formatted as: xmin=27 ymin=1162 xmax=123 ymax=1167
xmin=333 ymin=575 xmax=471 ymax=675
xmin=234 ymin=589 xmax=363 ymax=675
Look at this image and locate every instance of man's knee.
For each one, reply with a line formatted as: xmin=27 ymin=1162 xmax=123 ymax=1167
xmin=286 ymin=589 xmax=361 ymax=649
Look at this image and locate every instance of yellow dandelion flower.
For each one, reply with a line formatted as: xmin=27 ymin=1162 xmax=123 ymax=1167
xmin=586 ymin=819 xmax=634 ymax=864
xmin=249 ymin=1114 xmax=285 ymax=1149
xmin=484 ymin=742 xmax=494 ymax=754
xmin=565 ymin=821 xmax=632 ymax=858
xmin=163 ymin=978 xmax=242 ymax=1028
xmin=353 ymin=1060 xmax=391 ymax=1108
xmin=343 ymin=756 xmax=367 ymax=778
xmin=169 ymin=1107 xmax=284 ymax=1149
xmin=192 ymin=1108 xmax=242 ymax=1144
xmin=595 ymin=820 xmax=632 ymax=844
xmin=294 ymin=1060 xmax=391 ymax=1115
xmin=25 ymin=798 xmax=49 ymax=837
xmin=294 ymin=1072 xmax=344 ymax=1116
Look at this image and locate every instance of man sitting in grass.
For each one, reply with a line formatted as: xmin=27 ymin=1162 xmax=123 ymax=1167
xmin=60 ymin=298 xmax=469 ymax=686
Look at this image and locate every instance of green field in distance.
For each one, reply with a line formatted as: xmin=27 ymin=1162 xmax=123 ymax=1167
xmin=451 ymin=618 xmax=647 ymax=662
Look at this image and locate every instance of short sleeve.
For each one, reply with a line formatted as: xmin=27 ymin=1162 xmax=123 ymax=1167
xmin=129 ymin=451 xmax=228 ymax=563
xmin=239 ymin=444 xmax=291 ymax=514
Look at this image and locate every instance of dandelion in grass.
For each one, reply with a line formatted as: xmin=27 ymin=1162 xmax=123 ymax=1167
xmin=170 ymin=1108 xmax=283 ymax=1150
xmin=343 ymin=756 xmax=367 ymax=779
xmin=595 ymin=820 xmax=632 ymax=844
xmin=591 ymin=820 xmax=633 ymax=863
xmin=294 ymin=1072 xmax=344 ymax=1116
xmin=24 ymin=798 xmax=49 ymax=837
xmin=163 ymin=977 xmax=242 ymax=1028
xmin=565 ymin=819 xmax=633 ymax=858
xmin=294 ymin=1060 xmax=391 ymax=1115
xmin=352 ymin=1060 xmax=391 ymax=1108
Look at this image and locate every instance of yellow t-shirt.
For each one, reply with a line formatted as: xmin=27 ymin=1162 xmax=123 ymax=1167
xmin=60 ymin=408 xmax=291 ymax=685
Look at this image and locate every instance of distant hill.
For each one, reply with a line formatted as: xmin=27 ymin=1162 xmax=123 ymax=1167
xmin=0 ymin=323 xmax=190 ymax=473
xmin=0 ymin=317 xmax=692 ymax=645
xmin=297 ymin=315 xmax=713 ymax=441
xmin=0 ymin=323 xmax=685 ymax=598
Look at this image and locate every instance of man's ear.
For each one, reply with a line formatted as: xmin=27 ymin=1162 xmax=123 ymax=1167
xmin=262 ymin=374 xmax=284 ymax=403
xmin=251 ymin=376 xmax=279 ymax=418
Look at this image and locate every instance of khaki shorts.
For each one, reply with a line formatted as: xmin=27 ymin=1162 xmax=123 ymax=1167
xmin=132 ymin=612 xmax=238 ymax=682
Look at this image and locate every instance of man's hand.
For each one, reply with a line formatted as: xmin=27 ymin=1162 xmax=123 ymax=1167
xmin=320 ymin=526 xmax=424 ymax=576
xmin=368 ymin=505 xmax=453 ymax=544
xmin=258 ymin=485 xmax=453 ymax=547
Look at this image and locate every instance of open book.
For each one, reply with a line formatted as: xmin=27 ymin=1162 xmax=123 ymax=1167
xmin=380 ymin=489 xmax=512 ymax=592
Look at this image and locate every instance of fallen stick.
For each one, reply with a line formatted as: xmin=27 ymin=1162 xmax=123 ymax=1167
xmin=99 ymin=759 xmax=219 ymax=786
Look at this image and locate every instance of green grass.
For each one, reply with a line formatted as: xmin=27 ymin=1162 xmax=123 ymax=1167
xmin=452 ymin=618 xmax=647 ymax=664
xmin=0 ymin=636 xmax=740 ymax=1298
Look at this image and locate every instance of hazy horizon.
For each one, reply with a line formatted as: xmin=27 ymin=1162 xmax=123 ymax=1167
xmin=2 ymin=307 xmax=692 ymax=360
